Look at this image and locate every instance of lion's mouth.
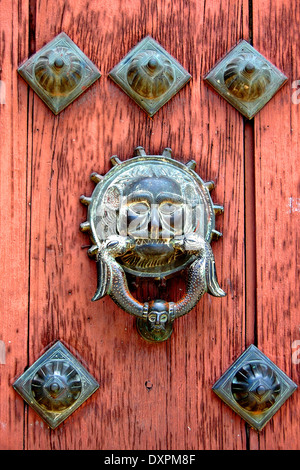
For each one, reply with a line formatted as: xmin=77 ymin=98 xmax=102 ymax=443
xmin=133 ymin=238 xmax=171 ymax=245
xmin=120 ymin=238 xmax=182 ymax=269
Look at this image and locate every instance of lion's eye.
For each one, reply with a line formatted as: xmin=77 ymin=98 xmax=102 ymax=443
xmin=159 ymin=203 xmax=181 ymax=215
xmin=107 ymin=240 xmax=119 ymax=248
xmin=129 ymin=202 xmax=149 ymax=215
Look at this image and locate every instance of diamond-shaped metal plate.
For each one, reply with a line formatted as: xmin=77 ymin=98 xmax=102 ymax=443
xmin=18 ymin=32 xmax=101 ymax=114
xmin=109 ymin=36 xmax=191 ymax=117
xmin=212 ymin=344 xmax=297 ymax=431
xmin=13 ymin=341 xmax=99 ymax=429
xmin=204 ymin=40 xmax=287 ymax=119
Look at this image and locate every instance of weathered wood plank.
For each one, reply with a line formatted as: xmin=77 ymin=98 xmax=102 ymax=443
xmin=0 ymin=0 xmax=295 ymax=451
xmin=0 ymin=0 xmax=30 ymax=450
xmin=24 ymin=0 xmax=249 ymax=450
xmin=0 ymin=0 xmax=250 ymax=449
xmin=253 ymin=0 xmax=300 ymax=450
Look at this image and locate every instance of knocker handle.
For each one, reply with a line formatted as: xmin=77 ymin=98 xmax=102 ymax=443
xmin=92 ymin=235 xmax=225 ymax=342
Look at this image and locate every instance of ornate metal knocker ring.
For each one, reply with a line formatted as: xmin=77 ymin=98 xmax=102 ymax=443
xmin=80 ymin=147 xmax=225 ymax=342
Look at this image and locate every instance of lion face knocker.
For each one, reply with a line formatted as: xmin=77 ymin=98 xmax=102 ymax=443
xmin=80 ymin=147 xmax=225 ymax=342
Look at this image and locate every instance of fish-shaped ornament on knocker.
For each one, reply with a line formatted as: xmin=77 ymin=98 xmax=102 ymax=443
xmin=80 ymin=147 xmax=225 ymax=342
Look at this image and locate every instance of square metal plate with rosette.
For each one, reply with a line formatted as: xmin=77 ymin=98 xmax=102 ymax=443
xmin=204 ymin=40 xmax=287 ymax=119
xmin=18 ymin=32 xmax=101 ymax=114
xmin=13 ymin=341 xmax=99 ymax=429
xmin=109 ymin=36 xmax=191 ymax=117
xmin=212 ymin=344 xmax=297 ymax=431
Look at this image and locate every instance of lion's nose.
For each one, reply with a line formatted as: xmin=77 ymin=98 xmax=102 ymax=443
xmin=150 ymin=206 xmax=161 ymax=239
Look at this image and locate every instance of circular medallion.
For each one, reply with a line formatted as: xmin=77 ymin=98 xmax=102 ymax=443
xmin=34 ymin=46 xmax=82 ymax=96
xmin=231 ymin=361 xmax=281 ymax=413
xmin=31 ymin=360 xmax=82 ymax=412
xmin=87 ymin=151 xmax=216 ymax=278
xmin=224 ymin=52 xmax=272 ymax=102
xmin=127 ymin=50 xmax=175 ymax=99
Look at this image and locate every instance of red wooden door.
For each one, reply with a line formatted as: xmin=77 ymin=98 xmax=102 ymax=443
xmin=0 ymin=0 xmax=299 ymax=451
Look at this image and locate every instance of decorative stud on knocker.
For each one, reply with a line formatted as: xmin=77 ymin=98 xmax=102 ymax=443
xmin=80 ymin=147 xmax=225 ymax=342
xmin=109 ymin=36 xmax=191 ymax=117
xmin=204 ymin=40 xmax=287 ymax=119
xmin=18 ymin=32 xmax=101 ymax=114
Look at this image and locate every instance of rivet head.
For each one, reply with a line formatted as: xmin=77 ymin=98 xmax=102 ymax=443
xmin=256 ymin=385 xmax=266 ymax=395
xmin=223 ymin=52 xmax=271 ymax=102
xmin=147 ymin=57 xmax=159 ymax=70
xmin=50 ymin=382 xmax=60 ymax=392
xmin=53 ymin=57 xmax=64 ymax=68
xmin=34 ymin=47 xmax=82 ymax=96
xmin=31 ymin=360 xmax=82 ymax=412
xmin=244 ymin=62 xmax=255 ymax=74
xmin=127 ymin=50 xmax=175 ymax=99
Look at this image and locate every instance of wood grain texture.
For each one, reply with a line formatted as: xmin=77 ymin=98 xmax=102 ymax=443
xmin=20 ymin=0 xmax=248 ymax=450
xmin=0 ymin=0 xmax=30 ymax=450
xmin=5 ymin=0 xmax=300 ymax=451
xmin=253 ymin=0 xmax=300 ymax=450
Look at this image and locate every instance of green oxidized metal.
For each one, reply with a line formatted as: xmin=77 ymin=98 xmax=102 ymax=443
xmin=13 ymin=341 xmax=99 ymax=429
xmin=213 ymin=344 xmax=297 ymax=431
xmin=18 ymin=32 xmax=101 ymax=114
xmin=109 ymin=36 xmax=191 ymax=117
xmin=204 ymin=40 xmax=287 ymax=119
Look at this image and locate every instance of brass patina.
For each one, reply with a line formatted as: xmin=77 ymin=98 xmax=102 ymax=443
xmin=18 ymin=32 xmax=101 ymax=114
xmin=213 ymin=345 xmax=297 ymax=431
xmin=80 ymin=147 xmax=225 ymax=342
xmin=13 ymin=341 xmax=99 ymax=429
xmin=204 ymin=40 xmax=287 ymax=119
xmin=109 ymin=36 xmax=191 ymax=117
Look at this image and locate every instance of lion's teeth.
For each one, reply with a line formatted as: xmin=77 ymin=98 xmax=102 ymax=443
xmin=134 ymin=238 xmax=171 ymax=246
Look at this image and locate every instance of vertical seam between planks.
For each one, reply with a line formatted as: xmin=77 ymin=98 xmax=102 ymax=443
xmin=25 ymin=0 xmax=36 ymax=450
xmin=248 ymin=0 xmax=253 ymax=46
xmin=244 ymin=117 xmax=258 ymax=448
xmin=24 ymin=7 xmax=29 ymax=453
xmin=244 ymin=0 xmax=260 ymax=450
xmin=244 ymin=118 xmax=257 ymax=348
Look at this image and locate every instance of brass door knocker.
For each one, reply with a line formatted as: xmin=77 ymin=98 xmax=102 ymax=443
xmin=80 ymin=147 xmax=225 ymax=342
